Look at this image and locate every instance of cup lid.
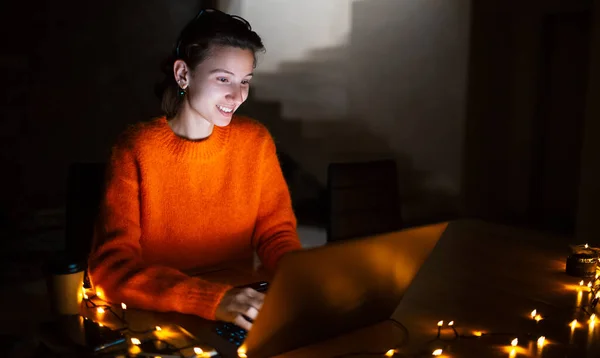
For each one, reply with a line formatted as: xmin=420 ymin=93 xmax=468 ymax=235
xmin=46 ymin=251 xmax=85 ymax=275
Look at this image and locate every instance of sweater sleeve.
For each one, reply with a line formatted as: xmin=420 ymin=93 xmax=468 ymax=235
xmin=88 ymin=140 xmax=232 ymax=320
xmin=252 ymin=134 xmax=303 ymax=271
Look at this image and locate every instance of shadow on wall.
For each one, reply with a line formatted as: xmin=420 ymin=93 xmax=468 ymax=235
xmin=237 ymin=0 xmax=468 ymax=225
xmin=238 ymin=92 xmax=459 ymax=227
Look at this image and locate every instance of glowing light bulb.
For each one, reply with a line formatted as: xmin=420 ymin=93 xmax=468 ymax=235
xmin=82 ymin=287 xmax=88 ymax=300
xmin=121 ymin=303 xmax=127 ymax=310
xmin=448 ymin=321 xmax=454 ymax=326
xmin=596 ymin=292 xmax=600 ymax=299
xmin=131 ymin=337 xmax=141 ymax=345
xmin=509 ymin=348 xmax=517 ymax=358
xmin=537 ymin=336 xmax=546 ymax=347
xmin=194 ymin=347 xmax=204 ymax=355
xmin=535 ymin=314 xmax=543 ymax=322
xmin=98 ymin=323 xmax=103 ymax=327
xmin=580 ymin=280 xmax=585 ymax=286
xmin=155 ymin=326 xmax=162 ymax=331
xmin=588 ymin=281 xmax=593 ymax=288
xmin=432 ymin=349 xmax=443 ymax=356
xmin=385 ymin=349 xmax=396 ymax=357
xmin=511 ymin=338 xmax=518 ymax=347
xmin=437 ymin=320 xmax=444 ymax=327
xmin=571 ymin=319 xmax=578 ymax=329
xmin=97 ymin=307 xmax=105 ymax=314
xmin=96 ymin=288 xmax=103 ymax=299
xmin=237 ymin=346 xmax=247 ymax=358
xmin=530 ymin=309 xmax=537 ymax=318
xmin=585 ymin=243 xmax=589 ymax=249
xmin=473 ymin=331 xmax=483 ymax=337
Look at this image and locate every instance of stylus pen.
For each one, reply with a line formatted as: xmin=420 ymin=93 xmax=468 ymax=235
xmin=93 ymin=337 xmax=127 ymax=352
xmin=137 ymin=350 xmax=219 ymax=357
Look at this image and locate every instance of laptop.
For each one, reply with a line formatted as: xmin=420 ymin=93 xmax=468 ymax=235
xmin=173 ymin=222 xmax=449 ymax=358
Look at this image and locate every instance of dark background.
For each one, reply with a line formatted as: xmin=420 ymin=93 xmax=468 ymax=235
xmin=1 ymin=0 xmax=599 ymax=246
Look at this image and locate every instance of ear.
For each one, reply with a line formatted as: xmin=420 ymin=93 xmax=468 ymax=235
xmin=173 ymin=59 xmax=190 ymax=89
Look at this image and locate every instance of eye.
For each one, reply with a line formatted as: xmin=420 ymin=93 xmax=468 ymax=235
xmin=241 ymin=79 xmax=251 ymax=85
xmin=217 ymin=77 xmax=229 ymax=83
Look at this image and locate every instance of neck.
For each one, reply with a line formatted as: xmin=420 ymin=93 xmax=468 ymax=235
xmin=169 ymin=101 xmax=214 ymax=140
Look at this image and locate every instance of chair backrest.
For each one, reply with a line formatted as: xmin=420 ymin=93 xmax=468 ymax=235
xmin=65 ymin=162 xmax=106 ymax=263
xmin=327 ymin=160 xmax=401 ymax=243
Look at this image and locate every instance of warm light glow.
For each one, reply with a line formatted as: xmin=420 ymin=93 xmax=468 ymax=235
xmin=473 ymin=331 xmax=483 ymax=337
xmin=155 ymin=326 xmax=162 ymax=331
xmin=448 ymin=321 xmax=454 ymax=326
xmin=128 ymin=345 xmax=141 ymax=355
xmin=571 ymin=319 xmax=579 ymax=329
xmin=98 ymin=323 xmax=103 ymax=327
xmin=237 ymin=346 xmax=247 ymax=358
xmin=530 ymin=309 xmax=537 ymax=318
xmin=596 ymin=292 xmax=600 ymax=299
xmin=437 ymin=320 xmax=444 ymax=327
xmin=580 ymin=280 xmax=585 ymax=286
xmin=82 ymin=287 xmax=88 ymax=300
xmin=511 ymin=338 xmax=518 ymax=347
xmin=509 ymin=348 xmax=517 ymax=358
xmin=194 ymin=347 xmax=204 ymax=355
xmin=96 ymin=288 xmax=103 ymax=298
xmin=97 ymin=307 xmax=105 ymax=314
xmin=537 ymin=336 xmax=546 ymax=347
xmin=121 ymin=303 xmax=127 ymax=310
xmin=385 ymin=349 xmax=396 ymax=357
xmin=131 ymin=337 xmax=141 ymax=345
xmin=534 ymin=314 xmax=543 ymax=322
xmin=432 ymin=349 xmax=443 ymax=356
xmin=588 ymin=281 xmax=593 ymax=288
xmin=585 ymin=243 xmax=589 ymax=249
xmin=596 ymin=273 xmax=599 ymax=280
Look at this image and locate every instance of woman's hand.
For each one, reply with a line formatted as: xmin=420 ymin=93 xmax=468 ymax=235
xmin=215 ymin=287 xmax=265 ymax=330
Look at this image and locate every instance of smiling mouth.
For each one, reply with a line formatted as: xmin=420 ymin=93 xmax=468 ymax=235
xmin=216 ymin=105 xmax=234 ymax=115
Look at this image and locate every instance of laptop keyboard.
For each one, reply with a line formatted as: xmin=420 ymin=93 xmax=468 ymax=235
xmin=215 ymin=281 xmax=269 ymax=346
xmin=216 ymin=322 xmax=247 ymax=346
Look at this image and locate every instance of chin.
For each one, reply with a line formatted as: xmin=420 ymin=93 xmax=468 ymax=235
xmin=213 ymin=117 xmax=234 ymax=127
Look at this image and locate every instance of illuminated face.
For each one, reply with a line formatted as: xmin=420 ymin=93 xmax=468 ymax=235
xmin=185 ymin=46 xmax=254 ymax=127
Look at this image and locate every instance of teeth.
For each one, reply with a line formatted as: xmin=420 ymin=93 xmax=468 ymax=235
xmin=217 ymin=105 xmax=233 ymax=113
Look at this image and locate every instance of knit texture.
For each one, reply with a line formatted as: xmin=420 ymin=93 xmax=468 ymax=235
xmin=88 ymin=116 xmax=302 ymax=320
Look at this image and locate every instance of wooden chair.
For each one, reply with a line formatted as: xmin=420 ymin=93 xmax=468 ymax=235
xmin=326 ymin=160 xmax=402 ymax=243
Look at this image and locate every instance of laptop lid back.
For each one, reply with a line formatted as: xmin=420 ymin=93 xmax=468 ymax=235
xmin=244 ymin=222 xmax=449 ymax=357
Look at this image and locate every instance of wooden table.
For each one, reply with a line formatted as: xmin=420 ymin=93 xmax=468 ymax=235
xmin=8 ymin=219 xmax=600 ymax=357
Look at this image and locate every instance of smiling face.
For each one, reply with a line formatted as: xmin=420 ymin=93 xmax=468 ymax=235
xmin=176 ymin=46 xmax=255 ymax=127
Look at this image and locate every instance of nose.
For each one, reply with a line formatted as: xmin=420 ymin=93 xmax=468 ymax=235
xmin=226 ymin=85 xmax=245 ymax=103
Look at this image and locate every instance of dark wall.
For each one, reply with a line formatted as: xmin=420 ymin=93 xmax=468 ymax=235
xmin=463 ymin=0 xmax=593 ymax=234
xmin=1 ymin=0 xmax=209 ymax=226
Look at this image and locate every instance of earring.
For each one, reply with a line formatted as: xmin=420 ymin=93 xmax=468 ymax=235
xmin=177 ymin=80 xmax=187 ymax=97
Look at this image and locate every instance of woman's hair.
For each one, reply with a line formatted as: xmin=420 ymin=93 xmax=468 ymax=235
xmin=157 ymin=9 xmax=265 ymax=118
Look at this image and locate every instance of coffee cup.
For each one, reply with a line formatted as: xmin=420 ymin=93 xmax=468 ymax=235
xmin=45 ymin=252 xmax=85 ymax=316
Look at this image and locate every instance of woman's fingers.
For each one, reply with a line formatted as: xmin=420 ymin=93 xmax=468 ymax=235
xmin=215 ymin=287 xmax=267 ymax=330
xmin=234 ymin=313 xmax=253 ymax=331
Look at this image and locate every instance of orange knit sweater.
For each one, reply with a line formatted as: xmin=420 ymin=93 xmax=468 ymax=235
xmin=88 ymin=116 xmax=301 ymax=320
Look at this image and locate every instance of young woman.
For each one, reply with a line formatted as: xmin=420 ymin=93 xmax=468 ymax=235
xmin=88 ymin=9 xmax=301 ymax=331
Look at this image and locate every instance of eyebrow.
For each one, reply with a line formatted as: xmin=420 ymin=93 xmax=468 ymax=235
xmin=209 ymin=68 xmax=254 ymax=77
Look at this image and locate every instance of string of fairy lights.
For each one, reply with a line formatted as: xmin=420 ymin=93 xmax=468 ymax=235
xmin=378 ymin=243 xmax=600 ymax=357
xmin=81 ymin=287 xmax=217 ymax=357
xmin=82 ymin=243 xmax=600 ymax=358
